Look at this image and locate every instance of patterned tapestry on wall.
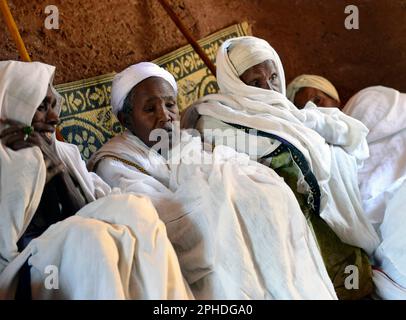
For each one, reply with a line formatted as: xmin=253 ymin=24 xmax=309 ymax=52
xmin=55 ymin=22 xmax=250 ymax=161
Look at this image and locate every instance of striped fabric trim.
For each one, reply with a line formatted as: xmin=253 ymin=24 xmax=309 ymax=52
xmin=95 ymin=155 xmax=149 ymax=176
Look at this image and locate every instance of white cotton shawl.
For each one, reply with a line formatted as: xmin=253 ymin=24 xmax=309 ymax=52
xmin=182 ymin=37 xmax=379 ymax=254
xmin=0 ymin=61 xmax=191 ymax=300
xmin=0 ymin=61 xmax=111 ymax=275
xmin=227 ymin=36 xmax=286 ymax=89
xmin=343 ymin=86 xmax=406 ymax=225
xmin=90 ymin=130 xmax=338 ymax=299
xmin=371 ymin=179 xmax=406 ymax=299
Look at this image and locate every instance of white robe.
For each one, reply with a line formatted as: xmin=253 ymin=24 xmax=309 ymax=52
xmin=0 ymin=60 xmax=191 ymax=300
xmin=89 ymin=130 xmax=338 ymax=300
xmin=343 ymin=86 xmax=406 ymax=226
xmin=0 ymin=140 xmax=191 ymax=300
xmin=180 ymin=38 xmax=380 ymax=256
xmin=183 ymin=96 xmax=380 ymax=257
xmin=342 ymin=86 xmax=406 ymax=300
xmin=372 ymin=180 xmax=406 ymax=299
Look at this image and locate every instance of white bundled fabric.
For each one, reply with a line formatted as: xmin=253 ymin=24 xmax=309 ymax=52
xmin=343 ymin=86 xmax=406 ymax=225
xmin=90 ymin=130 xmax=338 ymax=299
xmin=0 ymin=138 xmax=110 ymax=276
xmin=182 ymin=36 xmax=379 ymax=255
xmin=0 ymin=60 xmax=191 ymax=300
xmin=372 ymin=180 xmax=406 ymax=299
xmin=0 ymin=193 xmax=191 ymax=300
xmin=215 ymin=37 xmax=370 ymax=161
xmin=372 ymin=269 xmax=406 ymax=300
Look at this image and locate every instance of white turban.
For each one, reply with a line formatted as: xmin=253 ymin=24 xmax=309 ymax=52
xmin=0 ymin=60 xmax=56 ymax=126
xmin=111 ymin=62 xmax=177 ymax=115
xmin=286 ymin=74 xmax=340 ymax=103
xmin=217 ymin=36 xmax=286 ymax=96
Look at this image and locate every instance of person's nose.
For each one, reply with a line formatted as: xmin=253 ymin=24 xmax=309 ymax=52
xmin=46 ymin=107 xmax=60 ymax=126
xmin=157 ymin=103 xmax=171 ymax=125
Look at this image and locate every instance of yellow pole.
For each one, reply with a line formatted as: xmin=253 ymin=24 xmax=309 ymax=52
xmin=0 ymin=0 xmax=31 ymax=62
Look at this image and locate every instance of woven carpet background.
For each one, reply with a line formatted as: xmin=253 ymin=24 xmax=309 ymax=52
xmin=55 ymin=22 xmax=250 ymax=161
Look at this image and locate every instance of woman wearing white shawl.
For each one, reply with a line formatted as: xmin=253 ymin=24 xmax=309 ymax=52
xmin=0 ymin=60 xmax=191 ymax=300
xmin=89 ymin=62 xmax=338 ymax=300
xmin=181 ymin=36 xmax=381 ymax=299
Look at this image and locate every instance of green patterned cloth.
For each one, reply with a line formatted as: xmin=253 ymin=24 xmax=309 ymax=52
xmin=265 ymin=147 xmax=373 ymax=300
xmin=55 ymin=22 xmax=250 ymax=161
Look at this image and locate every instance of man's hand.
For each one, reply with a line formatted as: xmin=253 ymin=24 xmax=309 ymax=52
xmin=0 ymin=118 xmax=33 ymax=151
xmin=0 ymin=118 xmax=65 ymax=182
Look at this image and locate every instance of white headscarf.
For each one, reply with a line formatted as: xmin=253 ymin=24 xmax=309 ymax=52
xmin=0 ymin=61 xmax=56 ymax=127
xmin=286 ymin=74 xmax=340 ymax=103
xmin=111 ymin=62 xmax=177 ymax=116
xmin=211 ymin=36 xmax=368 ymax=161
xmin=217 ymin=36 xmax=286 ymax=96
xmin=0 ymin=61 xmax=112 ymax=274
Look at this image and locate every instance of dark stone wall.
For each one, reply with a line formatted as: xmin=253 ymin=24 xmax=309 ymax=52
xmin=1 ymin=0 xmax=405 ymax=102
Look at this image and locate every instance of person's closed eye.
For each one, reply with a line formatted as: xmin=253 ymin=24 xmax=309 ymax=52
xmin=37 ymin=103 xmax=46 ymax=112
xmin=312 ymin=96 xmax=321 ymax=105
xmin=166 ymin=103 xmax=176 ymax=110
xmin=249 ymin=80 xmax=260 ymax=88
xmin=143 ymin=106 xmax=155 ymax=113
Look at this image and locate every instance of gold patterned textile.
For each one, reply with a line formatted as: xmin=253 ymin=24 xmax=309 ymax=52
xmin=55 ymin=22 xmax=250 ymax=161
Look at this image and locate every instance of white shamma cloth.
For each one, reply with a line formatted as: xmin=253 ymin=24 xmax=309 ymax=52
xmin=343 ymin=86 xmax=406 ymax=226
xmin=0 ymin=60 xmax=191 ymax=300
xmin=89 ymin=130 xmax=338 ymax=299
xmin=182 ymin=36 xmax=379 ymax=256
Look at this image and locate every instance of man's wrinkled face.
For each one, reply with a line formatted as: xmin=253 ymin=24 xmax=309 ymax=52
xmin=32 ymin=85 xmax=59 ymax=143
xmin=119 ymin=77 xmax=179 ymax=148
xmin=294 ymin=87 xmax=341 ymax=110
xmin=239 ymin=59 xmax=282 ymax=93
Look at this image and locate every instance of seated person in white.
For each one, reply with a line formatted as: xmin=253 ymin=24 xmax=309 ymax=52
xmin=0 ymin=60 xmax=191 ymax=300
xmin=89 ymin=62 xmax=339 ymax=300
xmin=286 ymin=74 xmax=342 ymax=110
xmin=181 ymin=36 xmax=382 ymax=299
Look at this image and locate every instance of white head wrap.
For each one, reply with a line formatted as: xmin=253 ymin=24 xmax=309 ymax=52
xmin=111 ymin=62 xmax=177 ymax=116
xmin=217 ymin=36 xmax=286 ymax=96
xmin=0 ymin=60 xmax=57 ymax=126
xmin=286 ymin=74 xmax=340 ymax=103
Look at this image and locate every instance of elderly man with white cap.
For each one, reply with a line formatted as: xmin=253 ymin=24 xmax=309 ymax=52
xmin=88 ymin=62 xmax=349 ymax=300
xmin=181 ymin=36 xmax=384 ymax=299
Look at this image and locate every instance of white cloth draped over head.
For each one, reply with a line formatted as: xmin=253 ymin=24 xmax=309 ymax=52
xmin=90 ymin=129 xmax=338 ymax=299
xmin=111 ymin=61 xmax=178 ymax=116
xmin=286 ymin=74 xmax=341 ymax=103
xmin=182 ymin=36 xmax=379 ymax=255
xmin=218 ymin=36 xmax=286 ymax=96
xmin=343 ymin=86 xmax=406 ymax=225
xmin=0 ymin=61 xmax=191 ymax=299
